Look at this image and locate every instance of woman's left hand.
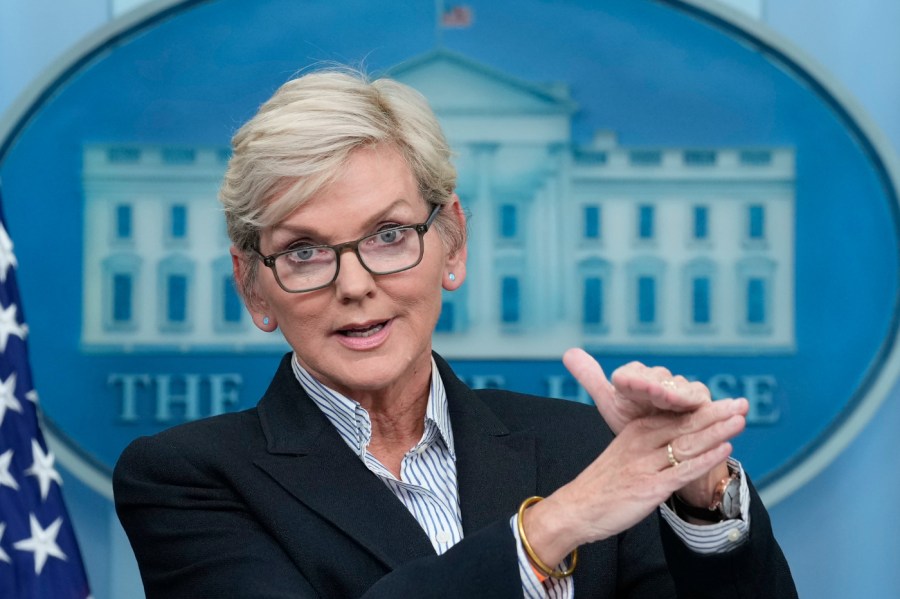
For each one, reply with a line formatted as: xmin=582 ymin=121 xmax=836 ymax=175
xmin=562 ymin=347 xmax=747 ymax=511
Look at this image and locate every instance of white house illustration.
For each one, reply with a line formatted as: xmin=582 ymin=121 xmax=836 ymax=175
xmin=80 ymin=145 xmax=287 ymax=353
xmin=80 ymin=50 xmax=795 ymax=357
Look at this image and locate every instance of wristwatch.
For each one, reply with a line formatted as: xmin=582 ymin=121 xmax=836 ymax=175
xmin=670 ymin=459 xmax=741 ymax=522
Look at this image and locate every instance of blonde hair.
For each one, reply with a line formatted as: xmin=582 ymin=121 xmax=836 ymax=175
xmin=219 ymin=69 xmax=465 ymax=301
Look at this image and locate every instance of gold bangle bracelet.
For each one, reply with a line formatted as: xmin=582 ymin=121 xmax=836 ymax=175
xmin=516 ymin=496 xmax=578 ymax=579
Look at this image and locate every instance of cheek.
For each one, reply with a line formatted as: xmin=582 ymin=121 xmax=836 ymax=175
xmin=381 ymin=273 xmax=443 ymax=319
xmin=265 ymin=286 xmax=327 ymax=329
xmin=410 ymin=279 xmax=445 ymax=323
xmin=276 ymin=300 xmax=331 ymax=351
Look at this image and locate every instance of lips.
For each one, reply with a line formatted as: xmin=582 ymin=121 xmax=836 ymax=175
xmin=339 ymin=322 xmax=387 ymax=338
xmin=334 ymin=319 xmax=392 ymax=351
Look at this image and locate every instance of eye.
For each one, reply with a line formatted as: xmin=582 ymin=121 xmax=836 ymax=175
xmin=377 ymin=229 xmax=401 ymax=244
xmin=291 ymin=248 xmax=316 ymax=261
xmin=284 ymin=245 xmax=330 ymax=264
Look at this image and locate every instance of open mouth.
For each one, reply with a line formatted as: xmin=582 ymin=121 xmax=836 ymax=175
xmin=339 ymin=321 xmax=388 ymax=338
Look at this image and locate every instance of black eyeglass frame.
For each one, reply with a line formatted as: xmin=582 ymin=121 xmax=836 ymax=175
xmin=254 ymin=203 xmax=442 ymax=294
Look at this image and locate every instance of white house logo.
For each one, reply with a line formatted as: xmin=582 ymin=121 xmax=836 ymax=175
xmin=0 ymin=0 xmax=897 ymax=506
xmin=82 ymin=51 xmax=796 ymax=359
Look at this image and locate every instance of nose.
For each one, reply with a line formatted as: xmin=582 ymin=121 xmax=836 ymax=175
xmin=333 ymin=247 xmax=376 ymax=300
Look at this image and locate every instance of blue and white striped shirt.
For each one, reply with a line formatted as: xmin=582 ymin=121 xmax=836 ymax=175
xmin=292 ymin=355 xmax=462 ymax=554
xmin=292 ymin=354 xmax=747 ymax=597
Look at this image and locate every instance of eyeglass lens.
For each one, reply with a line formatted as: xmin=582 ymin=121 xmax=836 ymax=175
xmin=274 ymin=225 xmax=423 ymax=292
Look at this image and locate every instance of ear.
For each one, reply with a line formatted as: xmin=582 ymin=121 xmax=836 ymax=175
xmin=231 ymin=246 xmax=278 ymax=332
xmin=443 ymin=195 xmax=468 ymax=291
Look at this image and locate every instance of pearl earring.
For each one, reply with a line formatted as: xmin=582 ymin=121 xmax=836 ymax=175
xmin=448 ymin=273 xmax=456 ymax=282
xmin=263 ymin=316 xmax=270 ymax=326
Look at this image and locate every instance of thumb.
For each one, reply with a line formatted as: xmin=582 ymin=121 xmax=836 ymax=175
xmin=562 ymin=348 xmax=622 ymax=431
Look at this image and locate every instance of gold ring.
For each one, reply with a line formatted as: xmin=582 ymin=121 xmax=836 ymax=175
xmin=667 ymin=443 xmax=680 ymax=467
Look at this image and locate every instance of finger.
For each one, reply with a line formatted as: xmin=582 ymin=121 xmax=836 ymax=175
xmin=562 ymin=347 xmax=615 ymax=410
xmin=672 ymin=397 xmax=748 ymax=439
xmin=650 ymin=366 xmax=674 ymax=379
xmin=664 ymin=414 xmax=745 ymax=469
xmin=635 ymin=398 xmax=748 ymax=441
xmin=620 ymin=400 xmax=745 ymax=471
xmin=612 ymin=365 xmax=710 ymax=413
xmin=609 ymin=365 xmax=673 ymax=412
xmin=650 ymin=378 xmax=708 ymax=411
xmin=662 ymin=442 xmax=734 ymax=488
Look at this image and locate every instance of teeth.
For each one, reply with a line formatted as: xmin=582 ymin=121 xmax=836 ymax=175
xmin=343 ymin=323 xmax=385 ymax=338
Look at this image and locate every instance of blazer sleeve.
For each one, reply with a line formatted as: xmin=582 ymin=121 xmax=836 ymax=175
xmin=658 ymin=478 xmax=798 ymax=598
xmin=460 ymin=388 xmax=797 ymax=598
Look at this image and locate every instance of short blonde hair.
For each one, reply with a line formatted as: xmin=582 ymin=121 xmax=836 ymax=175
xmin=219 ymin=69 xmax=465 ymax=301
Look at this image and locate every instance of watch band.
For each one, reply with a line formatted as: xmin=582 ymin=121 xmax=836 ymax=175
xmin=669 ymin=490 xmax=726 ymax=522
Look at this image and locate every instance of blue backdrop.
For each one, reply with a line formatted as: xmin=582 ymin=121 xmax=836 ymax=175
xmin=1 ymin=1 xmax=899 ymax=597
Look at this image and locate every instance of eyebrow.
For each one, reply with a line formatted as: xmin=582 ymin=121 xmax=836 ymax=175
xmin=267 ymin=198 xmax=421 ymax=246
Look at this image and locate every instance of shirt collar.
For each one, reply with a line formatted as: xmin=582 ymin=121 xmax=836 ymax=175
xmin=291 ymin=354 xmax=455 ymax=459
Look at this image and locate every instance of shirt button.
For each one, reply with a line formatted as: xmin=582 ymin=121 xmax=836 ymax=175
xmin=416 ymin=445 xmax=427 ymax=455
xmin=435 ymin=530 xmax=451 ymax=544
xmin=727 ymin=528 xmax=742 ymax=542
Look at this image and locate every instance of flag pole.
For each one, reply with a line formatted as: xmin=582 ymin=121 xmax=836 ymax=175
xmin=435 ymin=0 xmax=444 ymax=48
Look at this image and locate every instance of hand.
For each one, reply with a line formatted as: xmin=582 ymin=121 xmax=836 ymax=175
xmin=524 ymin=398 xmax=746 ymax=565
xmin=562 ymin=348 xmax=748 ymax=508
xmin=562 ymin=348 xmax=712 ymax=435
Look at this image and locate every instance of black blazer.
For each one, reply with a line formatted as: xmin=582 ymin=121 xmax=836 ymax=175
xmin=114 ymin=353 xmax=797 ymax=598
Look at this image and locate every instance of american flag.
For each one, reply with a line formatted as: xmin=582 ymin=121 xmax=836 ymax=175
xmin=0 ymin=184 xmax=91 ymax=597
xmin=440 ymin=4 xmax=473 ymax=28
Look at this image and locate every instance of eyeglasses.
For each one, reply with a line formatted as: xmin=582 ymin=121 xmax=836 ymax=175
xmin=254 ymin=203 xmax=442 ymax=293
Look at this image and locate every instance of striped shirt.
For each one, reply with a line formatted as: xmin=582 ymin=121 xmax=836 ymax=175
xmin=293 ymin=354 xmax=747 ymax=597
xmin=292 ymin=356 xmax=463 ymax=554
xmin=659 ymin=457 xmax=751 ymax=554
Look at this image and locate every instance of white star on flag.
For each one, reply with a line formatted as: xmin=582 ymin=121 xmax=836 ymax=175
xmin=0 ymin=221 xmax=17 ymax=283
xmin=0 ymin=448 xmax=19 ymax=490
xmin=0 ymin=372 xmax=21 ymax=426
xmin=0 ymin=302 xmax=27 ymax=352
xmin=12 ymin=514 xmax=68 ymax=575
xmin=0 ymin=522 xmax=11 ymax=564
xmin=25 ymin=439 xmax=63 ymax=501
xmin=26 ymin=388 xmax=39 ymax=403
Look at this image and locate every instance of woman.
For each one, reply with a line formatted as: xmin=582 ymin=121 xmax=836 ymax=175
xmin=114 ymin=69 xmax=797 ymax=598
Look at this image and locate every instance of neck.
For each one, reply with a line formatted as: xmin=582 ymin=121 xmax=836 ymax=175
xmin=363 ymin=380 xmax=430 ymax=478
xmin=361 ymin=369 xmax=430 ymax=443
xmin=364 ymin=363 xmax=433 ymax=477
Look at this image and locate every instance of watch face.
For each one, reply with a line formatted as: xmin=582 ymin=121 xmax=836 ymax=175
xmin=721 ymin=479 xmax=742 ymax=519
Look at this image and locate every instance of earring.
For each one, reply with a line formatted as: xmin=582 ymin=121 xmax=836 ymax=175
xmin=448 ymin=273 xmax=456 ymax=282
xmin=263 ymin=316 xmax=270 ymax=326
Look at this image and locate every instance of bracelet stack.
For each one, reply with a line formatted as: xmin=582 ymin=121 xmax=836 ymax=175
xmin=516 ymin=496 xmax=578 ymax=579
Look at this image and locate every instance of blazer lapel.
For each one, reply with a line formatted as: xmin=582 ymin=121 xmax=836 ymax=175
xmin=252 ymin=355 xmax=436 ymax=569
xmin=435 ymin=354 xmax=538 ymax=535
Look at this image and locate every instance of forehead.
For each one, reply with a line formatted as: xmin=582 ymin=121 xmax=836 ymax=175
xmin=269 ymin=146 xmax=425 ymax=238
xmin=319 ymin=146 xmax=415 ymax=203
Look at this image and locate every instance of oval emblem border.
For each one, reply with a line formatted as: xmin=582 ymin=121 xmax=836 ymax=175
xmin=0 ymin=0 xmax=898 ymax=505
